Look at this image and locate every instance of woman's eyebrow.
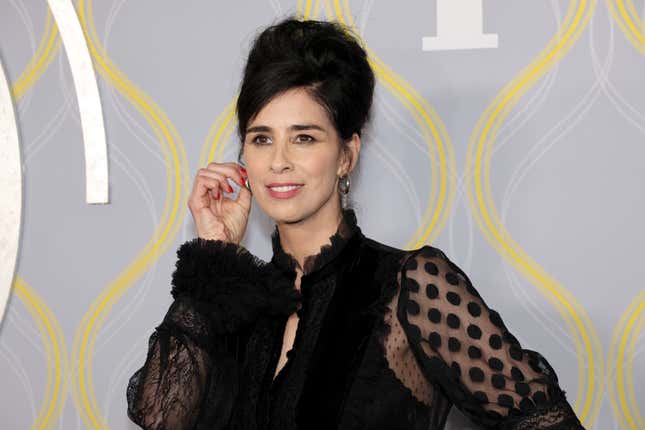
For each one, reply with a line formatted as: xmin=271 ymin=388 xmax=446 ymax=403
xmin=246 ymin=124 xmax=326 ymax=133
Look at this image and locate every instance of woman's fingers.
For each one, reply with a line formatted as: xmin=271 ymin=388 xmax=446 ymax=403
xmin=197 ymin=171 xmax=234 ymax=194
xmin=189 ymin=163 xmax=248 ymax=215
xmin=190 ymin=174 xmax=224 ymax=210
xmin=203 ymin=162 xmax=245 ymax=187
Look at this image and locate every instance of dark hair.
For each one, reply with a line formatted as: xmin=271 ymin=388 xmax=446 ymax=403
xmin=235 ymin=16 xmax=375 ymax=169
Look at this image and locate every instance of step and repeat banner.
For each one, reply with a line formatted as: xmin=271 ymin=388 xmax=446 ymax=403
xmin=1 ymin=1 xmax=643 ymax=429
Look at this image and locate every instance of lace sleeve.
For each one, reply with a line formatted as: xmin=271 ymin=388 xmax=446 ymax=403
xmin=396 ymin=245 xmax=585 ymax=430
xmin=126 ymin=238 xmax=301 ymax=430
xmin=126 ymin=296 xmax=242 ymax=430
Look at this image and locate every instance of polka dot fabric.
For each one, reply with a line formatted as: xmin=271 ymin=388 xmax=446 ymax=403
xmin=395 ymin=245 xmax=585 ymax=429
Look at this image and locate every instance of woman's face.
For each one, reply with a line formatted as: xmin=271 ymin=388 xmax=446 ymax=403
xmin=242 ymin=86 xmax=359 ymax=224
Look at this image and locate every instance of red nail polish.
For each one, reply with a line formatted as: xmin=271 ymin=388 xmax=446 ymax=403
xmin=240 ymin=167 xmax=247 ymax=177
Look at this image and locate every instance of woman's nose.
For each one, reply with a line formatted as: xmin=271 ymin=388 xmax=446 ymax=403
xmin=269 ymin=141 xmax=293 ymax=172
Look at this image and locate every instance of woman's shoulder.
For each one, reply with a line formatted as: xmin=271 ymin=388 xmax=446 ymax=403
xmin=360 ymin=235 xmax=449 ymax=273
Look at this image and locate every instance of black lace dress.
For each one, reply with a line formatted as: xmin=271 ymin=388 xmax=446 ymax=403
xmin=126 ymin=208 xmax=585 ymax=430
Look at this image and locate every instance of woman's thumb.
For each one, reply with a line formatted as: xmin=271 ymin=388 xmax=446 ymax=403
xmin=236 ymin=183 xmax=252 ymax=210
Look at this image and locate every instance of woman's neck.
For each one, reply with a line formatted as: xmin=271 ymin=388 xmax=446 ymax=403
xmin=276 ymin=205 xmax=343 ymax=274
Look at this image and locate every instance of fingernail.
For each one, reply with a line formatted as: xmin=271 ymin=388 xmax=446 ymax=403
xmin=240 ymin=167 xmax=247 ymax=177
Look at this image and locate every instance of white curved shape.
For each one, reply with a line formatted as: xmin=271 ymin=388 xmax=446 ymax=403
xmin=47 ymin=0 xmax=108 ymax=204
xmin=0 ymin=59 xmax=22 ymax=328
xmin=423 ymin=0 xmax=499 ymax=51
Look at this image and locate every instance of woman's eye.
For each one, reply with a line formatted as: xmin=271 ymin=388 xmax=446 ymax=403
xmin=296 ymin=135 xmax=315 ymax=143
xmin=249 ymin=134 xmax=315 ymax=145
xmin=251 ymin=135 xmax=270 ymax=145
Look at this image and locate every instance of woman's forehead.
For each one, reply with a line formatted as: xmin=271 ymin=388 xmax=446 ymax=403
xmin=249 ymin=95 xmax=333 ymax=131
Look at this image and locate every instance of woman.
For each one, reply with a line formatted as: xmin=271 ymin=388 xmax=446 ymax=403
xmin=126 ymin=16 xmax=585 ymax=430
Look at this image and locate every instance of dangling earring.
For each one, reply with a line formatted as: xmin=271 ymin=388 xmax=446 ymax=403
xmin=244 ymin=177 xmax=252 ymax=195
xmin=338 ymin=174 xmax=350 ymax=194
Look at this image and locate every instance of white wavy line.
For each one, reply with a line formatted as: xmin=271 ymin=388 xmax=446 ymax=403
xmin=593 ymin=1 xmax=645 ymax=401
xmin=272 ymin=0 xmax=284 ymax=16
xmin=93 ymin=148 xmax=160 ymax=351
xmin=592 ymin=5 xmax=645 ymax=132
xmin=8 ymin=0 xmax=38 ymax=114
xmin=108 ymin=107 xmax=162 ymax=216
xmin=494 ymin=13 xmax=562 ymax=145
xmin=342 ymin=4 xmax=444 ymax=233
xmin=374 ymin=91 xmax=426 ymax=149
xmin=445 ymin=0 xmax=563 ymax=270
xmin=21 ymin=51 xmax=74 ymax=166
xmin=104 ymin=0 xmax=170 ymax=166
xmin=364 ymin=95 xmax=424 ymax=220
xmin=0 ymin=341 xmax=37 ymax=422
xmin=370 ymin=140 xmax=423 ymax=223
xmin=350 ymin=38 xmax=426 ymax=227
xmin=372 ymin=94 xmax=429 ymax=226
xmin=315 ymin=0 xmax=324 ymax=19
xmin=103 ymin=332 xmax=151 ymax=424
xmin=103 ymin=0 xmax=127 ymax=52
xmin=489 ymin=0 xmax=563 ymax=169
xmin=76 ymin=396 xmax=81 ymax=430
xmin=58 ymin=369 xmax=71 ymax=430
xmin=499 ymin=1 xmax=607 ymax=356
xmin=501 ymin=0 xmax=610 ymax=243
xmin=101 ymin=2 xmax=177 ymax=168
xmin=90 ymin=0 xmax=173 ymax=425
xmin=504 ymin=262 xmax=579 ymax=354
xmin=439 ymin=0 xmax=595 ymax=369
xmin=108 ymin=85 xmax=168 ymax=165
xmin=358 ymin=0 xmax=374 ymax=36
xmin=6 ymin=311 xmax=46 ymax=354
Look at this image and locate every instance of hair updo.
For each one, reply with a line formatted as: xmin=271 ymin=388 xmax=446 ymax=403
xmin=235 ymin=16 xmax=375 ymax=170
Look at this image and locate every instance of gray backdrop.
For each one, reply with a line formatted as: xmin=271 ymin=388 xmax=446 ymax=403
xmin=0 ymin=1 xmax=642 ymax=429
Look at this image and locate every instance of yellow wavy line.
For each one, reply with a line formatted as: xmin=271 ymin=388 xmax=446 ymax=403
xmin=607 ymin=289 xmax=645 ymax=429
xmin=466 ymin=0 xmax=602 ymax=426
xmin=297 ymin=0 xmax=317 ymax=19
xmin=11 ymin=9 xmax=61 ymax=100
xmin=70 ymin=1 xmax=190 ymax=429
xmin=13 ymin=278 xmax=69 ymax=430
xmin=201 ymin=100 xmax=237 ymax=168
xmin=7 ymin=8 xmax=66 ymax=430
xmin=622 ymin=0 xmax=645 ymax=34
xmin=604 ymin=1 xmax=645 ymax=428
xmin=626 ymin=304 xmax=645 ymax=427
xmin=328 ymin=0 xmax=456 ymax=249
xmin=608 ymin=0 xmax=645 ymax=55
xmin=608 ymin=287 xmax=645 ymax=429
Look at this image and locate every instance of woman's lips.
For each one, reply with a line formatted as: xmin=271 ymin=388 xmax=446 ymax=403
xmin=266 ymin=184 xmax=303 ymax=199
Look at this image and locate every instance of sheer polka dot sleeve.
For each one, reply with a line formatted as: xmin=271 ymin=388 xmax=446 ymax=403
xmin=396 ymin=246 xmax=585 ymax=429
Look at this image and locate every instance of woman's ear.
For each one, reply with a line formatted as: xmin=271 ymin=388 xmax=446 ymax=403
xmin=339 ymin=132 xmax=361 ymax=176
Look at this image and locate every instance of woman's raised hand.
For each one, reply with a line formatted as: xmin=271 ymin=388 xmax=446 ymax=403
xmin=187 ymin=162 xmax=252 ymax=245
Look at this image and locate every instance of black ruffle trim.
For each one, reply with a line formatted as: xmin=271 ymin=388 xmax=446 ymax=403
xmin=170 ymin=238 xmax=302 ymax=334
xmin=270 ymin=207 xmax=361 ymax=275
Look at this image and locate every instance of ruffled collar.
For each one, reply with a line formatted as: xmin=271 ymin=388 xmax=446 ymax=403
xmin=269 ymin=208 xmax=362 ymax=277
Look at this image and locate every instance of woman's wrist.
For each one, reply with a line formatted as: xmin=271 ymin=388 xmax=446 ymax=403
xmin=198 ymin=233 xmax=228 ymax=242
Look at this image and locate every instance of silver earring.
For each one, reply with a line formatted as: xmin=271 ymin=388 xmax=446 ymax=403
xmin=244 ymin=177 xmax=252 ymax=195
xmin=338 ymin=174 xmax=350 ymax=194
